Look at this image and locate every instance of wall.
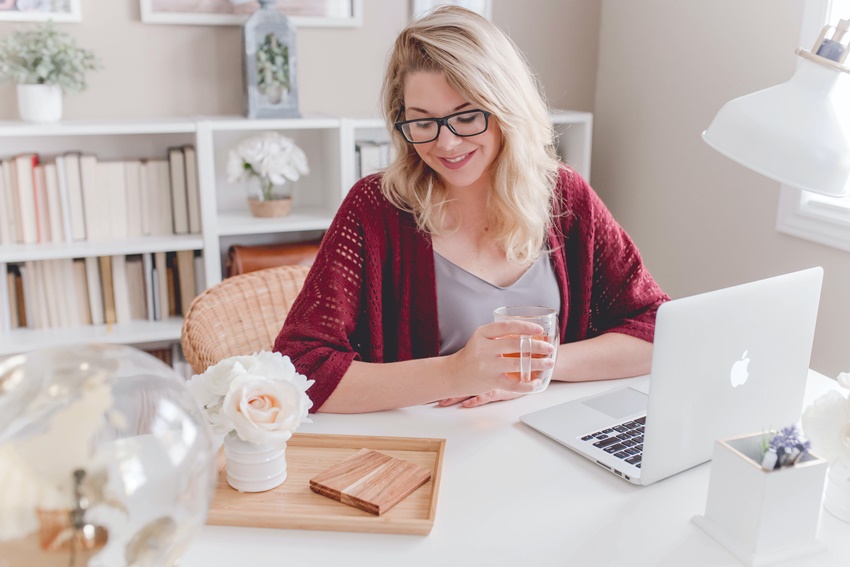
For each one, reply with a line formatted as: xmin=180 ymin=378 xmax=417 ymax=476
xmin=0 ymin=0 xmax=599 ymax=120
xmin=593 ymin=0 xmax=850 ymax=377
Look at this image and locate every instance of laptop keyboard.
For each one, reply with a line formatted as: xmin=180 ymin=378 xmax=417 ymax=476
xmin=580 ymin=416 xmax=646 ymax=468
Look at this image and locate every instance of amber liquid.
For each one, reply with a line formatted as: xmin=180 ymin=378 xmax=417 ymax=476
xmin=502 ymin=334 xmax=555 ymax=381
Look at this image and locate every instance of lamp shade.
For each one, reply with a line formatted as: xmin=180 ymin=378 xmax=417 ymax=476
xmin=703 ymin=53 xmax=850 ymax=197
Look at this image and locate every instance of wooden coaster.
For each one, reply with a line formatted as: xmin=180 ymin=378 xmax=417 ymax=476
xmin=309 ymin=448 xmax=432 ymax=516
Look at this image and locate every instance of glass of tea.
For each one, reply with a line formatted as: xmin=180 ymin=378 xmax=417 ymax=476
xmin=492 ymin=306 xmax=559 ymax=393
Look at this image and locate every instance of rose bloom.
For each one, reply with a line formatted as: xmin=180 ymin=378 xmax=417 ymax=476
xmin=222 ymin=374 xmax=312 ymax=445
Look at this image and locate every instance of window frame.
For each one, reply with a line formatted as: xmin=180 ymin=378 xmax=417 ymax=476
xmin=775 ymin=0 xmax=850 ymax=251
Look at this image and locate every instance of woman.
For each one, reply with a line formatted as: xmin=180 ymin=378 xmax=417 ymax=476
xmin=274 ymin=6 xmax=668 ymax=413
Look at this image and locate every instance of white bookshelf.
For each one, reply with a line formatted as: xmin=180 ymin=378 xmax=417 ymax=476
xmin=0 ymin=111 xmax=593 ymax=357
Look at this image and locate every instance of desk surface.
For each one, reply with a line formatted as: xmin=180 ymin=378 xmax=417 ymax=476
xmin=182 ymin=371 xmax=849 ymax=567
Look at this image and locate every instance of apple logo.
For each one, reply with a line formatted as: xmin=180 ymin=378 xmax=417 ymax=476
xmin=730 ymin=350 xmax=750 ymax=387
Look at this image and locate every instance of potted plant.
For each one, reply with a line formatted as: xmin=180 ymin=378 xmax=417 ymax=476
xmin=0 ymin=21 xmax=101 ymax=123
xmin=226 ymin=131 xmax=310 ymax=218
xmin=256 ymin=31 xmax=290 ymax=105
xmin=693 ymin=426 xmax=828 ymax=565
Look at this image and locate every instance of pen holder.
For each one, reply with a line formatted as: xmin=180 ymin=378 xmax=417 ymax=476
xmin=692 ymin=432 xmax=828 ymax=567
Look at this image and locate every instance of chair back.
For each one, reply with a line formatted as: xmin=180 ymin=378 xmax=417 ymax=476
xmin=181 ymin=265 xmax=310 ymax=375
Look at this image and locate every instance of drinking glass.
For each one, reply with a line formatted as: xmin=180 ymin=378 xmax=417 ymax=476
xmin=492 ymin=306 xmax=559 ymax=393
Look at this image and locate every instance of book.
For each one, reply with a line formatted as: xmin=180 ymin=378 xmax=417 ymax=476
xmin=0 ymin=162 xmax=10 ymax=245
xmin=124 ymin=160 xmax=143 ymax=239
xmin=168 ymin=147 xmax=189 ymax=234
xmin=14 ymin=154 xmax=39 ymax=244
xmin=146 ymin=160 xmax=173 ymax=236
xmin=175 ymin=250 xmax=196 ymax=316
xmin=13 ymin=267 xmax=26 ymax=328
xmin=62 ymin=152 xmax=87 ymax=241
xmin=125 ymin=255 xmax=147 ymax=321
xmin=98 ymin=161 xmax=128 ymax=240
xmin=18 ymin=264 xmax=33 ymax=329
xmin=84 ymin=256 xmax=104 ymax=325
xmin=111 ymin=255 xmax=131 ymax=324
xmin=1 ymin=268 xmax=11 ymax=333
xmin=6 ymin=268 xmax=19 ymax=329
xmin=142 ymin=252 xmax=155 ymax=321
xmin=309 ymin=448 xmax=432 ymax=516
xmin=44 ymin=163 xmax=65 ymax=243
xmin=99 ymin=255 xmax=117 ymax=325
xmin=154 ymin=251 xmax=168 ymax=321
xmin=32 ymin=165 xmax=50 ymax=243
xmin=41 ymin=261 xmax=61 ymax=328
xmin=54 ymin=156 xmax=74 ymax=243
xmin=1 ymin=160 xmax=21 ymax=243
xmin=80 ymin=155 xmax=108 ymax=241
xmin=183 ymin=146 xmax=201 ymax=234
xmin=193 ymin=253 xmax=205 ymax=295
xmin=72 ymin=259 xmax=92 ymax=325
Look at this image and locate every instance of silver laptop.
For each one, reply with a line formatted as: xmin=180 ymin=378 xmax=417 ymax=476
xmin=520 ymin=267 xmax=823 ymax=486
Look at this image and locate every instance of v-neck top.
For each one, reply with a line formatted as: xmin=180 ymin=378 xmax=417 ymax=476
xmin=434 ymin=251 xmax=561 ymax=355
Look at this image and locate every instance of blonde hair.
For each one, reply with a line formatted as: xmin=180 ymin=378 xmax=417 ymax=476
xmin=380 ymin=5 xmax=560 ymax=265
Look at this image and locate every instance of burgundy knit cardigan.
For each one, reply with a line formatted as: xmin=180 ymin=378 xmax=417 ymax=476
xmin=274 ymin=166 xmax=670 ymax=411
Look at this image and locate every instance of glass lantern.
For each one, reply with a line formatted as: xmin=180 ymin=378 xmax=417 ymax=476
xmin=0 ymin=344 xmax=218 ymax=567
xmin=243 ymin=0 xmax=300 ymax=119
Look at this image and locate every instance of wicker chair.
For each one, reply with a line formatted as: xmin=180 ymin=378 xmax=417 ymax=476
xmin=181 ymin=264 xmax=310 ymax=375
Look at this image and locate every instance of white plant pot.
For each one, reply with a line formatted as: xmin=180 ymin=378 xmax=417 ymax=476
xmin=692 ymin=432 xmax=828 ymax=566
xmin=16 ymin=84 xmax=63 ymax=123
xmin=222 ymin=431 xmax=287 ymax=493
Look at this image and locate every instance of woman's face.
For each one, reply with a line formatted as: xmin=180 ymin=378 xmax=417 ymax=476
xmin=402 ymin=71 xmax=501 ymax=192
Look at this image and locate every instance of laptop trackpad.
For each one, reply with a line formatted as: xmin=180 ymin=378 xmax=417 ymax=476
xmin=583 ymin=387 xmax=648 ymax=420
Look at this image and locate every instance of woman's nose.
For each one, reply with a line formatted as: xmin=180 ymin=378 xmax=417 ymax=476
xmin=434 ymin=124 xmax=462 ymax=151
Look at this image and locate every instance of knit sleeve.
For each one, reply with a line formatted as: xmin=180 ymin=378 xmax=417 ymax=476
xmin=560 ymin=169 xmax=669 ymax=342
xmin=273 ymin=177 xmax=380 ymax=411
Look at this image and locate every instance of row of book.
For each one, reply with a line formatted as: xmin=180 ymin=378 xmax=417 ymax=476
xmin=2 ymin=250 xmax=204 ymax=333
xmin=0 ymin=146 xmax=201 ymax=246
xmin=355 ymin=140 xmax=393 ymax=180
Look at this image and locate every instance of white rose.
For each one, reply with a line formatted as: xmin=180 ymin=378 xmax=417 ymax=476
xmin=222 ymin=374 xmax=312 ymax=445
xmin=236 ymin=137 xmax=266 ymax=168
xmin=226 ymin=150 xmax=247 ymax=183
xmin=802 ymin=390 xmax=850 ymax=467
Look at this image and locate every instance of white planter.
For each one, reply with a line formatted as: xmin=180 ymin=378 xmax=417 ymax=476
xmin=692 ymin=432 xmax=828 ymax=566
xmin=222 ymin=432 xmax=287 ymax=493
xmin=824 ymin=460 xmax=850 ymax=523
xmin=16 ymin=84 xmax=63 ymax=123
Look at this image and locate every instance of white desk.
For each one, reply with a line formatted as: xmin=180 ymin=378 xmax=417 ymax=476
xmin=182 ymin=370 xmax=849 ymax=567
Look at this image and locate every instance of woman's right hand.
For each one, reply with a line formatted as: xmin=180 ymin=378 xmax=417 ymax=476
xmin=445 ymin=320 xmax=555 ymax=397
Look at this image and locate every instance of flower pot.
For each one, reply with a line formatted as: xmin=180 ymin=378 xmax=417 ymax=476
xmin=17 ymin=84 xmax=63 ymax=123
xmin=824 ymin=460 xmax=850 ymax=523
xmin=223 ymin=432 xmax=287 ymax=492
xmin=692 ymin=432 xmax=828 ymax=566
xmin=247 ymin=197 xmax=292 ymax=218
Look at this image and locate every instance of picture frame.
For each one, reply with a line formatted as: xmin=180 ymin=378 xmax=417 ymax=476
xmin=411 ymin=0 xmax=491 ymax=21
xmin=0 ymin=0 xmax=81 ymax=22
xmin=140 ymin=0 xmax=362 ymax=28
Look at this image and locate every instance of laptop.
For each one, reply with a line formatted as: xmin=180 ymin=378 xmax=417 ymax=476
xmin=520 ymin=267 xmax=823 ymax=486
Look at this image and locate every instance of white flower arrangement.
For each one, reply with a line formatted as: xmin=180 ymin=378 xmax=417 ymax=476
xmin=226 ymin=132 xmax=309 ymax=201
xmin=187 ymin=351 xmax=313 ymax=445
xmin=802 ymin=372 xmax=850 ymax=467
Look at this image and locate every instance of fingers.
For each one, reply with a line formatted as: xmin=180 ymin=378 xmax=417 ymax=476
xmin=460 ymin=388 xmax=530 ymax=408
xmin=479 ymin=320 xmax=546 ymax=339
xmin=437 ymin=396 xmax=471 ymax=407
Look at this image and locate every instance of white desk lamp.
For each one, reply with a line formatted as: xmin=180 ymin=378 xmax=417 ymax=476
xmin=702 ymin=19 xmax=850 ymax=197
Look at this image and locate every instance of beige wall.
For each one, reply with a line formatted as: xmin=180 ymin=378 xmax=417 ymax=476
xmin=593 ymin=0 xmax=850 ymax=377
xmin=0 ymin=0 xmax=599 ymax=119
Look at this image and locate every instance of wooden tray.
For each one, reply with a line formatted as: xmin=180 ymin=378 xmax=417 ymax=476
xmin=206 ymin=432 xmax=445 ymax=535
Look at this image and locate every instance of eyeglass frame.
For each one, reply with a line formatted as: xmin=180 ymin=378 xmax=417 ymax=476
xmin=393 ymin=107 xmax=493 ymax=144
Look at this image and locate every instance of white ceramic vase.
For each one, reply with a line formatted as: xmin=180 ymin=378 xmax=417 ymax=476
xmin=824 ymin=460 xmax=850 ymax=523
xmin=222 ymin=432 xmax=287 ymax=493
xmin=16 ymin=84 xmax=63 ymax=123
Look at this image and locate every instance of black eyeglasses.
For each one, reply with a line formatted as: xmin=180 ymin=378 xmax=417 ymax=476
xmin=394 ymin=108 xmax=492 ymax=144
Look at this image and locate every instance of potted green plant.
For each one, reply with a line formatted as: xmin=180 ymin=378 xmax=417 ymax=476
xmin=0 ymin=22 xmax=101 ymax=123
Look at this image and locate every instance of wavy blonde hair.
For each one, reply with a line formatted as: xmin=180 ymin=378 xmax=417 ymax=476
xmin=380 ymin=5 xmax=560 ymax=265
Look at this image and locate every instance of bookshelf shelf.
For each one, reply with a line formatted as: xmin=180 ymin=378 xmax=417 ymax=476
xmin=217 ymin=208 xmax=336 ymax=236
xmin=0 ymin=235 xmax=204 ymax=263
xmin=0 ymin=317 xmax=184 ymax=357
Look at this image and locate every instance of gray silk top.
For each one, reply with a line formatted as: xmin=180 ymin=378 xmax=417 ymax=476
xmin=434 ymin=251 xmax=561 ymax=355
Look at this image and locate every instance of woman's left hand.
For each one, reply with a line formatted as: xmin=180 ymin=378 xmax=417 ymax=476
xmin=437 ymin=389 xmax=525 ymax=408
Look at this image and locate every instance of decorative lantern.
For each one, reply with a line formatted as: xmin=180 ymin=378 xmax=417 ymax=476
xmin=242 ymin=0 xmax=300 ymax=119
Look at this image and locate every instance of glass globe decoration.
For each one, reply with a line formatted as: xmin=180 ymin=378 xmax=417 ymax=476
xmin=0 ymin=344 xmax=217 ymax=567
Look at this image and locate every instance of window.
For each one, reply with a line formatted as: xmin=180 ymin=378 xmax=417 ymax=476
xmin=775 ymin=0 xmax=850 ymax=251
